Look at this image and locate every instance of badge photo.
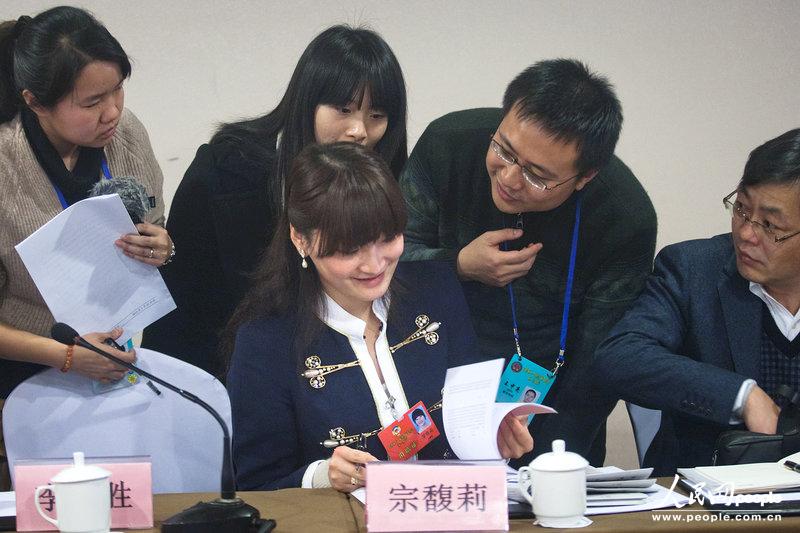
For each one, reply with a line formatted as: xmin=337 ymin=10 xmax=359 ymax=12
xmin=378 ymin=401 xmax=440 ymax=461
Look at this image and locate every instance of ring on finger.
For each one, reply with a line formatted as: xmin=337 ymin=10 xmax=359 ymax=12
xmin=350 ymin=476 xmax=357 ymax=486
xmin=148 ymin=247 xmax=155 ymax=259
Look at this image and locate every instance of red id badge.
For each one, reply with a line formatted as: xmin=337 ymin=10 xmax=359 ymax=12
xmin=378 ymin=401 xmax=440 ymax=461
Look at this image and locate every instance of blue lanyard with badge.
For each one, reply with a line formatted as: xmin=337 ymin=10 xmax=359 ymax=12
xmin=495 ymin=191 xmax=583 ymax=421
xmin=50 ymin=158 xmax=141 ymax=392
xmin=50 ymin=157 xmax=114 ymax=209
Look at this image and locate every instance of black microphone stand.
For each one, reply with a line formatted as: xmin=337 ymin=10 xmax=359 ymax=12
xmin=51 ymin=323 xmax=275 ymax=533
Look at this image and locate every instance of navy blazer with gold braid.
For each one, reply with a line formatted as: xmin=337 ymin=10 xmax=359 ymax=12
xmin=228 ymin=261 xmax=483 ymax=490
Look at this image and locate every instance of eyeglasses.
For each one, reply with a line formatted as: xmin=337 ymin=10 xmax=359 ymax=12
xmin=723 ymin=190 xmax=800 ymax=244
xmin=490 ymin=137 xmax=580 ymax=191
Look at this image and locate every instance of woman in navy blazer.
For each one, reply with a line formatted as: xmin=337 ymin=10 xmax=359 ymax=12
xmin=226 ymin=142 xmax=533 ymax=491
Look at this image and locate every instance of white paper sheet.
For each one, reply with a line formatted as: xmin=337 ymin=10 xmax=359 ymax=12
xmin=586 ymin=465 xmax=653 ymax=482
xmin=587 ymin=485 xmax=661 ymax=493
xmin=0 ymin=491 xmax=14 ymax=517
xmin=350 ymin=487 xmax=366 ymax=504
xmin=443 ymin=359 xmax=556 ymax=460
xmin=678 ymin=451 xmax=800 ymax=495
xmin=587 ymin=478 xmax=658 ymax=489
xmin=15 ymin=195 xmax=175 ymax=342
xmin=586 ymin=492 xmax=648 ymax=502
xmin=682 ymin=464 xmax=800 ymax=494
xmin=585 ymin=483 xmax=690 ymax=515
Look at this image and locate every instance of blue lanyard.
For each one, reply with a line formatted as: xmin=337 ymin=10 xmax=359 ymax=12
xmin=504 ymin=190 xmax=583 ymax=376
xmin=51 ymin=157 xmax=113 ymax=210
xmin=101 ymin=158 xmax=113 ymax=180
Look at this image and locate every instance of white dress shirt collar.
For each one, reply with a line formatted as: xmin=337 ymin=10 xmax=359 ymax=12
xmin=749 ymin=282 xmax=800 ymax=341
xmin=319 ymin=293 xmax=410 ymax=428
xmin=322 ymin=293 xmax=388 ymax=339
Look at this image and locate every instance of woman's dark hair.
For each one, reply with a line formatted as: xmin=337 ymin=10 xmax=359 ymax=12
xmin=211 ymin=24 xmax=407 ymax=212
xmin=412 ymin=408 xmax=426 ymax=421
xmin=0 ymin=6 xmax=131 ymax=122
xmin=223 ymin=142 xmax=407 ymax=365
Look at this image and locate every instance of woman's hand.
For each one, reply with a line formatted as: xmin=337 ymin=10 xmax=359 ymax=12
xmin=328 ymin=445 xmax=377 ymax=493
xmin=115 ymin=223 xmax=173 ymax=267
xmin=69 ymin=328 xmax=137 ymax=382
xmin=497 ymin=414 xmax=534 ymax=459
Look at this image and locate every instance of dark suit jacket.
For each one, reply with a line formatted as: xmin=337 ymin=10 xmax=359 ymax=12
xmin=594 ymin=233 xmax=761 ymax=473
xmin=227 ymin=261 xmax=484 ymax=490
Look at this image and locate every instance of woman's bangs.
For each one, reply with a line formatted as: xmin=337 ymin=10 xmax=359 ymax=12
xmin=362 ymin=62 xmax=403 ymax=119
xmin=316 ymin=67 xmax=364 ymax=108
xmin=315 ymin=179 xmax=405 ymax=257
xmin=317 ymin=56 xmax=402 ymax=119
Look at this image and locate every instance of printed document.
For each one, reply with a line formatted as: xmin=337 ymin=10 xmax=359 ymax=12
xmin=15 ymin=194 xmax=176 ymax=343
xmin=443 ymin=358 xmax=555 ymax=460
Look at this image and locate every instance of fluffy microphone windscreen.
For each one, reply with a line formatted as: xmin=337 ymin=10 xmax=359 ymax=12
xmin=90 ymin=176 xmax=150 ymax=224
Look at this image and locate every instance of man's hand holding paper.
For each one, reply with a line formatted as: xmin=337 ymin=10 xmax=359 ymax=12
xmin=443 ymin=358 xmax=556 ymax=460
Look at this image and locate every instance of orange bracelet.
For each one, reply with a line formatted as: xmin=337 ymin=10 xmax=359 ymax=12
xmin=60 ymin=344 xmax=74 ymax=373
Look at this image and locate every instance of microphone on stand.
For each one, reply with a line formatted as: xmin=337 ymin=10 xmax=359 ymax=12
xmin=51 ymin=323 xmax=275 ymax=533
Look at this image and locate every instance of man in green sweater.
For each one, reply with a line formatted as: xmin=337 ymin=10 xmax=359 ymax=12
xmin=399 ymin=59 xmax=657 ymax=466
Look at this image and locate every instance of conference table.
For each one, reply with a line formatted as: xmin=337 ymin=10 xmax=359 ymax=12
xmin=11 ymin=481 xmax=800 ymax=532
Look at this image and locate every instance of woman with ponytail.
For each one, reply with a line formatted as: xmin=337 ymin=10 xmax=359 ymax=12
xmin=0 ymin=6 xmax=169 ymax=415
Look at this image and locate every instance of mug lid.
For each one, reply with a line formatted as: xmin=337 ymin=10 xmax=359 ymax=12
xmin=51 ymin=452 xmax=111 ymax=483
xmin=529 ymin=439 xmax=589 ymax=472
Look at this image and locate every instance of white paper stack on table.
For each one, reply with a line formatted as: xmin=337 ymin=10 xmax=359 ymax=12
xmin=507 ymin=465 xmax=689 ymax=515
xmin=586 ymin=466 xmax=658 ymax=508
xmin=678 ymin=451 xmax=800 ymax=508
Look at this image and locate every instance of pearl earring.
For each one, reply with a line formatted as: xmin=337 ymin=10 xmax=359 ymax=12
xmin=299 ymin=249 xmax=308 ymax=269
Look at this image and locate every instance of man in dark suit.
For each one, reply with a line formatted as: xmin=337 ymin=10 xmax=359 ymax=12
xmin=595 ymin=128 xmax=800 ymax=474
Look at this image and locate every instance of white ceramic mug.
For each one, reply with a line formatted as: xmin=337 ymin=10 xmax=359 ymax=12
xmin=33 ymin=452 xmax=111 ymax=533
xmin=518 ymin=439 xmax=588 ymax=528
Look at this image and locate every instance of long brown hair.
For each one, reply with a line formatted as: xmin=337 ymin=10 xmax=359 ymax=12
xmin=222 ymin=142 xmax=407 ymax=366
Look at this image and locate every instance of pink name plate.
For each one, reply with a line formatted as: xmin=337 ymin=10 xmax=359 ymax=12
xmin=365 ymin=460 xmax=508 ymax=532
xmin=14 ymin=457 xmax=153 ymax=531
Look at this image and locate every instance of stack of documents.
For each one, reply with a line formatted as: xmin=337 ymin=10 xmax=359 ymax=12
xmin=507 ymin=465 xmax=689 ymax=515
xmin=586 ymin=466 xmax=660 ymax=511
xmin=678 ymin=451 xmax=800 ymax=509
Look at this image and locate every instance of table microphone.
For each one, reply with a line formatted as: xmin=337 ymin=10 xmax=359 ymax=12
xmin=51 ymin=322 xmax=276 ymax=533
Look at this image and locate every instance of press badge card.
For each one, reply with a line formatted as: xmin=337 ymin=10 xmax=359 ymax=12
xmin=496 ymin=355 xmax=554 ymax=422
xmin=91 ymin=338 xmax=139 ymax=394
xmin=91 ymin=369 xmax=140 ymax=394
xmin=378 ymin=401 xmax=440 ymax=461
